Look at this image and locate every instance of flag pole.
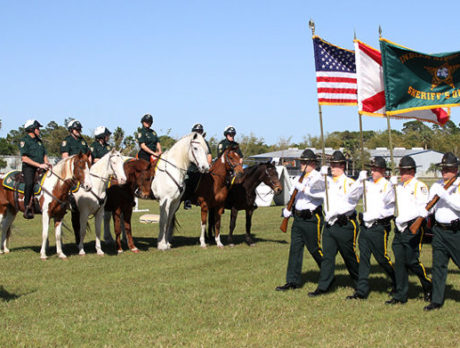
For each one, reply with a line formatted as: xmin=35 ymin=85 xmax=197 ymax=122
xmin=309 ymin=19 xmax=329 ymax=211
xmin=354 ymin=32 xmax=367 ymax=212
xmin=380 ymin=25 xmax=399 ymax=216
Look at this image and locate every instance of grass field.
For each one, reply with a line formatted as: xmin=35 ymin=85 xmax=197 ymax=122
xmin=0 ymin=199 xmax=459 ymax=347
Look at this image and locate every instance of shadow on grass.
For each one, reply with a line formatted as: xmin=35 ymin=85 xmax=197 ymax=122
xmin=0 ymin=286 xmax=22 ymax=302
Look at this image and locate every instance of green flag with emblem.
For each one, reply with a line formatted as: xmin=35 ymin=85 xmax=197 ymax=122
xmin=380 ymin=38 xmax=460 ymax=115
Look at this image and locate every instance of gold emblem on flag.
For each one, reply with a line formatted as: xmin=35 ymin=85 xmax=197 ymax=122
xmin=425 ymin=62 xmax=460 ymax=90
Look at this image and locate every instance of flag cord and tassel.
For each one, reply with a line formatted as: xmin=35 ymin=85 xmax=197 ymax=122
xmin=309 ymin=19 xmax=329 ymax=211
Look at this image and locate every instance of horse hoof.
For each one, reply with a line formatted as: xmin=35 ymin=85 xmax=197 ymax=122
xmin=97 ymin=251 xmax=105 ymax=256
xmin=249 ymin=243 xmax=256 ymax=247
xmin=217 ymin=245 xmax=225 ymax=249
xmin=200 ymin=244 xmax=207 ymax=249
xmin=59 ymin=255 xmax=68 ymax=260
xmin=4 ymin=249 xmax=10 ymax=254
xmin=117 ymin=249 xmax=123 ymax=254
xmin=131 ymin=248 xmax=139 ymax=253
xmin=79 ymin=251 xmax=86 ymax=256
xmin=40 ymin=256 xmax=48 ymax=261
xmin=229 ymin=243 xmax=235 ymax=247
xmin=158 ymin=245 xmax=168 ymax=251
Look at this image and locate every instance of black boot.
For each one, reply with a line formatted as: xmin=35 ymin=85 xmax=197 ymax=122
xmin=23 ymin=207 xmax=34 ymax=219
xmin=275 ymin=282 xmax=298 ymax=291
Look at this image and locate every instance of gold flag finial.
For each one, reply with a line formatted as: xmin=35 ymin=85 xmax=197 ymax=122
xmin=308 ymin=19 xmax=315 ymax=36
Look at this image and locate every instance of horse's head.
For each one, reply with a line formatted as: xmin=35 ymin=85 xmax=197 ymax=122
xmin=125 ymin=159 xmax=154 ymax=199
xmin=188 ymin=133 xmax=210 ymax=173
xmin=261 ymin=161 xmax=283 ymax=195
xmin=222 ymin=146 xmax=244 ymax=178
xmin=108 ymin=149 xmax=127 ymax=184
xmin=73 ymin=152 xmax=92 ymax=191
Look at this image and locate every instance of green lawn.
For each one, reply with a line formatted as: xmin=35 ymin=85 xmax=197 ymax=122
xmin=0 ymin=200 xmax=459 ymax=347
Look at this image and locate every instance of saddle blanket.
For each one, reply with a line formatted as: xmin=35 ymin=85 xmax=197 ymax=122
xmin=2 ymin=170 xmax=46 ymax=195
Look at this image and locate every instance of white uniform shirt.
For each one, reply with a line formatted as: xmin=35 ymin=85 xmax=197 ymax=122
xmin=395 ymin=177 xmax=429 ymax=231
xmin=348 ymin=177 xmax=395 ymax=227
xmin=429 ymin=178 xmax=460 ymax=224
xmin=319 ymin=174 xmax=358 ymax=224
xmin=292 ymin=169 xmax=323 ymax=211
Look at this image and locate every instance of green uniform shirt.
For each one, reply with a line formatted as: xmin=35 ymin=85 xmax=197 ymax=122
xmin=217 ymin=138 xmax=243 ymax=158
xmin=90 ymin=141 xmax=112 ymax=160
xmin=19 ymin=134 xmax=47 ymax=164
xmin=137 ymin=127 xmax=159 ymax=158
xmin=60 ymin=135 xmax=90 ymax=156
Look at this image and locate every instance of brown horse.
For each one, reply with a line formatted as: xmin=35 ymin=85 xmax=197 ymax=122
xmin=0 ymin=153 xmax=92 ymax=259
xmin=193 ymin=146 xmax=244 ymax=248
xmin=104 ymin=159 xmax=155 ymax=253
xmin=224 ymin=161 xmax=282 ymax=246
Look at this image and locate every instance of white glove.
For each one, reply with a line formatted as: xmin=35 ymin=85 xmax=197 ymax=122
xmin=363 ymin=211 xmax=378 ymax=222
xmin=436 ymin=186 xmax=449 ymax=200
xmin=358 ymin=170 xmax=367 ymax=182
xmin=325 ymin=208 xmax=337 ymax=221
xmin=320 ymin=166 xmax=329 ymax=176
xmin=282 ymin=208 xmax=292 ymax=218
xmin=390 ymin=176 xmax=398 ymax=185
xmin=419 ymin=208 xmax=428 ymax=218
xmin=294 ymin=180 xmax=306 ymax=192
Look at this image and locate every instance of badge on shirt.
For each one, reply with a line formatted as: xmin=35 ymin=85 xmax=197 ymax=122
xmin=62 ymin=141 xmax=67 ymax=146
xmin=20 ymin=141 xmax=25 ymax=148
xmin=106 ymin=146 xmax=110 ymax=150
xmin=81 ymin=141 xmax=85 ymax=145
xmin=420 ymin=186 xmax=428 ymax=194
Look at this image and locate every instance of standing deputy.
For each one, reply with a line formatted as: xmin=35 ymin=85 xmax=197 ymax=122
xmin=137 ymin=114 xmax=162 ymax=163
xmin=217 ymin=125 xmax=243 ymax=163
xmin=61 ymin=119 xmax=91 ymax=245
xmin=309 ymin=150 xmax=360 ymax=297
xmin=386 ymin=156 xmax=432 ymax=305
xmin=276 ymin=149 xmax=324 ymax=291
xmin=183 ymin=123 xmax=213 ymax=210
xmin=20 ymin=120 xmax=51 ymax=219
xmin=61 ymin=119 xmax=91 ymax=160
xmin=90 ymin=126 xmax=112 ymax=163
xmin=424 ymin=152 xmax=460 ymax=311
xmin=346 ymin=157 xmax=396 ymax=300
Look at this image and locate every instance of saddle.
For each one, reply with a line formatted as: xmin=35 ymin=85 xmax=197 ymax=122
xmin=2 ymin=170 xmax=46 ymax=213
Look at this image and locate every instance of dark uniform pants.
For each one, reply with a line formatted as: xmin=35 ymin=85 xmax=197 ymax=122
xmin=317 ymin=218 xmax=359 ymax=291
xmin=356 ymin=223 xmax=395 ymax=297
xmin=286 ymin=213 xmax=323 ymax=285
xmin=392 ymin=228 xmax=432 ymax=302
xmin=431 ymin=225 xmax=460 ymax=305
xmin=22 ymin=163 xmax=37 ymax=210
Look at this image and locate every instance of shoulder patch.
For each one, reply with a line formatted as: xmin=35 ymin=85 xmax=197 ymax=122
xmin=81 ymin=141 xmax=85 ymax=145
xmin=20 ymin=141 xmax=25 ymax=148
xmin=138 ymin=133 xmax=142 ymax=138
xmin=90 ymin=147 xmax=94 ymax=152
xmin=62 ymin=141 xmax=67 ymax=146
xmin=218 ymin=144 xmax=223 ymax=149
xmin=152 ymin=131 xmax=157 ymax=136
xmin=420 ymin=186 xmax=428 ymax=194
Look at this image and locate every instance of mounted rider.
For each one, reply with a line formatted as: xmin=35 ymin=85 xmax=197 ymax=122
xmin=20 ymin=119 xmax=51 ymax=219
xmin=137 ymin=114 xmax=162 ymax=164
xmin=90 ymin=126 xmax=112 ymax=163
xmin=183 ymin=123 xmax=212 ymax=209
xmin=61 ymin=119 xmax=92 ymax=161
xmin=217 ymin=125 xmax=243 ymax=163
xmin=61 ymin=119 xmax=91 ymax=244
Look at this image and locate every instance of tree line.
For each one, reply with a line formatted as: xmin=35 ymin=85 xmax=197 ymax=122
xmin=1 ymin=119 xmax=459 ymax=165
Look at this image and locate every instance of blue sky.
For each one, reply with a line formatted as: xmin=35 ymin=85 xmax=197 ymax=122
xmin=1 ymin=0 xmax=459 ymax=145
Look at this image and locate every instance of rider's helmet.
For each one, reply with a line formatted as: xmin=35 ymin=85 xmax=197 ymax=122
xmin=94 ymin=126 xmax=111 ymax=139
xmin=223 ymin=125 xmax=236 ymax=137
xmin=24 ymin=119 xmax=43 ymax=132
xmin=141 ymin=114 xmax=153 ymax=125
xmin=67 ymin=119 xmax=83 ymax=132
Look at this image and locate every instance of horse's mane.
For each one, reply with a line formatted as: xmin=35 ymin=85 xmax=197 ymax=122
xmin=52 ymin=155 xmax=75 ymax=179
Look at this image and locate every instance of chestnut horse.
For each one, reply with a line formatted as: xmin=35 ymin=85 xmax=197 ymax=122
xmin=0 ymin=154 xmax=92 ymax=259
xmin=104 ymin=159 xmax=155 ymax=253
xmin=193 ymin=146 xmax=244 ymax=248
xmin=224 ymin=161 xmax=282 ymax=246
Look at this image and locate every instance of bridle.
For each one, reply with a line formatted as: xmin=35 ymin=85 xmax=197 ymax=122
xmin=262 ymin=165 xmax=281 ymax=191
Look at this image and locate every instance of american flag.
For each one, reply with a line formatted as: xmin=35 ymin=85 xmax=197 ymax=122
xmin=313 ymin=36 xmax=357 ymax=105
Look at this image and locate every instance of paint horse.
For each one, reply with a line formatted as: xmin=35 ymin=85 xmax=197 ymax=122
xmin=0 ymin=154 xmax=92 ymax=259
xmin=104 ymin=159 xmax=155 ymax=253
xmin=194 ymin=146 xmax=244 ymax=248
xmin=225 ymin=161 xmax=282 ymax=246
xmin=73 ymin=149 xmax=127 ymax=256
xmin=151 ymin=132 xmax=210 ymax=250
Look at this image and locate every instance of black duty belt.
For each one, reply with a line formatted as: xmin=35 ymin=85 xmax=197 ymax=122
xmin=327 ymin=211 xmax=357 ymax=227
xmin=359 ymin=213 xmax=394 ymax=227
xmin=395 ymin=218 xmax=417 ymax=234
xmin=293 ymin=206 xmax=322 ymax=220
xmin=436 ymin=219 xmax=460 ymax=231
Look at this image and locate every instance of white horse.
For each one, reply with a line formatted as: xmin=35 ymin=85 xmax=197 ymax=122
xmin=74 ymin=149 xmax=127 ymax=256
xmin=152 ymin=132 xmax=210 ymax=250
